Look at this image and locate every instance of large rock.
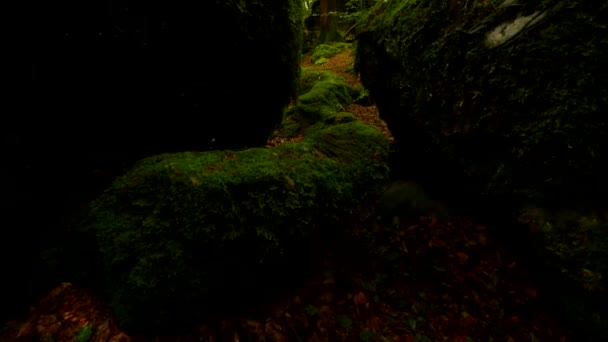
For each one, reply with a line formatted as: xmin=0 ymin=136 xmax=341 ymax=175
xmin=69 ymin=60 xmax=390 ymax=331
xmin=68 ymin=121 xmax=390 ymax=332
xmin=355 ymin=0 xmax=608 ymax=337
xmin=61 ymin=65 xmax=388 ymax=333
xmin=356 ymin=0 xmax=608 ymax=207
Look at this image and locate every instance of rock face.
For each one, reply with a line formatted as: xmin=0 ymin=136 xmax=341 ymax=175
xmin=355 ymin=0 xmax=608 ymax=337
xmin=3 ymin=0 xmax=302 ymax=322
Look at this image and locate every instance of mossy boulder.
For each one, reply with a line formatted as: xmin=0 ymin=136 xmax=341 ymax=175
xmin=299 ymin=68 xmax=345 ymax=94
xmin=355 ymin=0 xmax=608 ymax=337
xmin=285 ymin=68 xmax=361 ymax=134
xmin=274 ymin=69 xmax=361 ymax=139
xmin=356 ymin=0 xmax=608 ymax=207
xmin=72 ymin=122 xmax=390 ymax=333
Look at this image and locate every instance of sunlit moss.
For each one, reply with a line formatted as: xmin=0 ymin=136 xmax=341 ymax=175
xmin=311 ymin=42 xmax=352 ymax=63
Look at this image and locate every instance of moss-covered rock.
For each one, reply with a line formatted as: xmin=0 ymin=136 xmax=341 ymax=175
xmin=274 ymin=68 xmax=362 ymax=139
xmin=286 ymin=69 xmax=361 ymax=134
xmin=299 ymin=68 xmax=343 ymax=94
xmin=356 ymin=0 xmax=608 ymax=206
xmin=355 ymin=0 xmax=608 ymax=337
xmin=72 ymin=122 xmax=390 ymax=332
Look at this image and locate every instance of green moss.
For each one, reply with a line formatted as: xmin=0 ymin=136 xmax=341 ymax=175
xmin=300 ymin=68 xmax=345 ymax=94
xmin=76 ymin=326 xmax=92 ymax=342
xmin=311 ymin=42 xmax=352 ymax=63
xmin=274 ymin=70 xmax=361 ymax=138
xmin=353 ymin=87 xmax=372 ymax=105
xmin=274 ymin=116 xmax=301 ymax=138
xmin=282 ymin=70 xmax=361 ymax=134
xmin=336 ymin=112 xmax=358 ymax=123
xmin=296 ymin=77 xmax=359 ymax=126
xmin=314 ymin=57 xmax=330 ymax=65
xmin=73 ymin=122 xmax=390 ymax=332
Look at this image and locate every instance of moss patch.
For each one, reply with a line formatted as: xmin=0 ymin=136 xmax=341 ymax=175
xmin=311 ymin=42 xmax=352 ymax=64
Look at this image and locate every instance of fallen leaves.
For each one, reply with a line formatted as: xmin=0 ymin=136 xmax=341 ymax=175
xmin=8 ymin=283 xmax=128 ymax=342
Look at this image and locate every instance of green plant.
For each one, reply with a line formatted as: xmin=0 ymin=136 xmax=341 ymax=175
xmin=360 ymin=328 xmax=375 ymax=341
xmin=304 ymin=305 xmax=319 ymax=316
xmin=76 ymin=326 xmax=93 ymax=342
xmin=336 ymin=314 xmax=353 ymax=331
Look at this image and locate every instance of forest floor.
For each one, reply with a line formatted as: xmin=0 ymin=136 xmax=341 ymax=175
xmin=0 ymin=49 xmax=575 ymax=342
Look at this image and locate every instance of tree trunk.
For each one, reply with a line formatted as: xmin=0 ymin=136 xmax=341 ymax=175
xmin=317 ymin=0 xmax=342 ymax=45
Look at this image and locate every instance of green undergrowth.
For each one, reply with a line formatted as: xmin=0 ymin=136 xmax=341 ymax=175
xmin=69 ymin=121 xmax=390 ymax=333
xmin=376 ymin=181 xmax=450 ymax=226
xmin=515 ymin=205 xmax=608 ymax=338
